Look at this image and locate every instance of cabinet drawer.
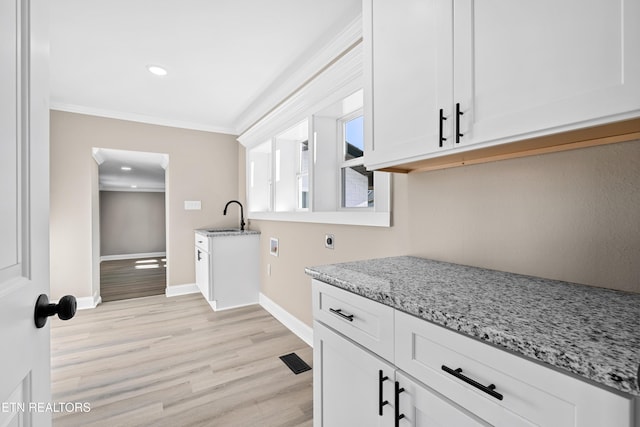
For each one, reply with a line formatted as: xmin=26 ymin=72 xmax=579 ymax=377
xmin=395 ymin=310 xmax=634 ymax=427
xmin=312 ymin=279 xmax=394 ymax=362
xmin=195 ymin=233 xmax=209 ymax=251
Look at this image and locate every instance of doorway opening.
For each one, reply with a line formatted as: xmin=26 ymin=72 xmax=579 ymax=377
xmin=93 ymin=148 xmax=169 ymax=302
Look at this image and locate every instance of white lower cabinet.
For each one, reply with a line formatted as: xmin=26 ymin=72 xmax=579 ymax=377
xmin=194 ymin=232 xmax=259 ymax=311
xmin=395 ymin=310 xmax=636 ymax=427
xmin=314 ymin=321 xmax=485 ymax=427
xmin=396 ymin=371 xmax=488 ymax=427
xmin=312 ymin=280 xmax=637 ymax=427
xmin=314 ymin=321 xmax=394 ymax=426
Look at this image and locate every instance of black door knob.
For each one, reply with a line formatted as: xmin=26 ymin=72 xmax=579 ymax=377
xmin=34 ymin=294 xmax=77 ymax=328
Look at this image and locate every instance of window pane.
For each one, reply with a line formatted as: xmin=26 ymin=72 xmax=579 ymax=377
xmin=341 ymin=165 xmax=374 ymax=208
xmin=344 ymin=115 xmax=364 ymax=161
xmin=298 ymin=140 xmax=309 ymax=209
xmin=298 ymin=174 xmax=309 ymax=209
xmin=275 ymin=119 xmax=308 ymax=212
xmin=248 ymin=140 xmax=272 ymax=212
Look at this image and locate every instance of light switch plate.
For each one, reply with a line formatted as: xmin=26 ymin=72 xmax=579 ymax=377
xmin=184 ymin=201 xmax=201 ymax=210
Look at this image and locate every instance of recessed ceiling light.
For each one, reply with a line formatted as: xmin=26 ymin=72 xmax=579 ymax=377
xmin=147 ymin=65 xmax=168 ymax=76
xmin=121 ymin=166 xmax=132 ymax=171
xmin=131 ymin=185 xmax=138 ymax=188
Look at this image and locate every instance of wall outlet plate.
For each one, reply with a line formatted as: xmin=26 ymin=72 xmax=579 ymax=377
xmin=324 ymin=234 xmax=334 ymax=249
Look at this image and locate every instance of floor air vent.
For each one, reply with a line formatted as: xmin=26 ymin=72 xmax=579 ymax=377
xmin=279 ymin=352 xmax=311 ymax=374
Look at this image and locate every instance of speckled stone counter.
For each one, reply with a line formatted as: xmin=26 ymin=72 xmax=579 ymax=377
xmin=195 ymin=228 xmax=261 ymax=237
xmin=305 ymin=256 xmax=640 ymax=397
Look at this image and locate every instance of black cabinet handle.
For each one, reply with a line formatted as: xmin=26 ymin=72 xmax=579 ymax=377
xmin=439 ymin=108 xmax=447 ymax=147
xmin=394 ymin=381 xmax=405 ymax=426
xmin=442 ymin=365 xmax=503 ymax=401
xmin=456 ymin=102 xmax=464 ymax=144
xmin=197 ymin=250 xmax=202 ymax=261
xmin=329 ymin=308 xmax=354 ymax=322
xmin=378 ymin=370 xmax=389 ymax=416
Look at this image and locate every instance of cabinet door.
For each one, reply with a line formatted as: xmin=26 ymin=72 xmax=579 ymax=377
xmin=195 ymin=247 xmax=210 ymax=300
xmin=396 ymin=371 xmax=489 ymax=427
xmin=454 ymin=0 xmax=640 ymax=148
xmin=313 ymin=321 xmax=394 ymax=427
xmin=364 ymin=0 xmax=453 ymax=169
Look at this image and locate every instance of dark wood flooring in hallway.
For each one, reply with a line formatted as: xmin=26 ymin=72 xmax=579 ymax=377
xmin=100 ymin=257 xmax=166 ymax=302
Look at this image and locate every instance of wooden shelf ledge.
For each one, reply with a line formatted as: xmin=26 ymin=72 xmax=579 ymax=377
xmin=380 ymin=117 xmax=640 ymax=174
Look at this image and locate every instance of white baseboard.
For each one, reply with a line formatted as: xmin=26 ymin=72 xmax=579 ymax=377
xmin=100 ymin=252 xmax=166 ymax=262
xmin=166 ymin=283 xmax=200 ymax=297
xmin=76 ymin=294 xmax=102 ymax=310
xmin=259 ymin=293 xmax=313 ymax=348
xmin=207 ymin=300 xmax=259 ymax=312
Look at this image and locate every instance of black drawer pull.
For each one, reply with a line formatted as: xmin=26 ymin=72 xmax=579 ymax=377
xmin=439 ymin=108 xmax=447 ymax=147
xmin=455 ymin=102 xmax=464 ymax=144
xmin=378 ymin=370 xmax=389 ymax=416
xmin=329 ymin=308 xmax=354 ymax=322
xmin=394 ymin=381 xmax=405 ymax=426
xmin=442 ymin=365 xmax=503 ymax=401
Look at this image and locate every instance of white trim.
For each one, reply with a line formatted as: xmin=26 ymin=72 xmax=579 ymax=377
xmin=165 ymin=283 xmax=200 ymax=297
xmin=100 ymin=252 xmax=166 ymax=262
xmin=99 ymin=186 xmax=166 ymax=193
xmin=259 ymin=293 xmax=313 ymax=347
xmin=233 ymin=15 xmax=363 ymax=135
xmin=238 ymin=45 xmax=363 ymax=149
xmin=206 ymin=300 xmax=259 ymax=312
xmin=50 ymin=104 xmax=237 ymax=135
xmin=75 ymin=294 xmax=102 ymax=310
xmin=248 ymin=210 xmax=390 ymax=227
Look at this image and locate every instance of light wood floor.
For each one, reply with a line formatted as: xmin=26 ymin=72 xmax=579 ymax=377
xmin=100 ymin=258 xmax=167 ymax=302
xmin=50 ymin=293 xmax=313 ymax=427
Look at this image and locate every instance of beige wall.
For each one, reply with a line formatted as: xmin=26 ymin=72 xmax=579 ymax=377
xmin=50 ymin=109 xmax=639 ymax=320
xmin=247 ymin=139 xmax=640 ymax=327
xmin=249 ymin=174 xmax=411 ymax=326
xmin=407 ymin=139 xmax=640 ymax=293
xmin=99 ymin=191 xmax=166 ymax=256
xmin=50 ymin=111 xmax=239 ymax=300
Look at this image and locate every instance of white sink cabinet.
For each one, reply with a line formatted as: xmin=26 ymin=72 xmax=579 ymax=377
xmin=194 ymin=231 xmax=259 ymax=311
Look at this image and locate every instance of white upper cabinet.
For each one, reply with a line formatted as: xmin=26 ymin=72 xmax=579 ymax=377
xmin=363 ymin=0 xmax=453 ymax=167
xmin=364 ymin=0 xmax=640 ymax=170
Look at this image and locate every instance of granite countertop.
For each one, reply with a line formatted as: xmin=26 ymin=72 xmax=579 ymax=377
xmin=305 ymin=256 xmax=640 ymax=397
xmin=195 ymin=228 xmax=260 ymax=237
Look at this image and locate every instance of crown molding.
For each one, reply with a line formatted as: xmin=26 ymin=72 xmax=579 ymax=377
xmin=99 ymin=186 xmax=165 ymax=192
xmin=50 ymin=103 xmax=237 ymax=135
xmin=233 ymin=14 xmax=363 ymax=135
xmin=237 ymin=43 xmax=363 ymax=148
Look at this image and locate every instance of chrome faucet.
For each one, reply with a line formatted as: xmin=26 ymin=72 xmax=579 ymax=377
xmin=223 ymin=200 xmax=245 ymax=231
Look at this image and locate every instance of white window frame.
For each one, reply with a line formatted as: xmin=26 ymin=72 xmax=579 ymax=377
xmin=337 ymin=109 xmax=374 ymax=211
xmin=239 ymin=42 xmax=391 ymax=227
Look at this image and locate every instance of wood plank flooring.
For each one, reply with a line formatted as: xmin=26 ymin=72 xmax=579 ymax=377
xmin=50 ymin=294 xmax=313 ymax=427
xmin=100 ymin=258 xmax=167 ymax=302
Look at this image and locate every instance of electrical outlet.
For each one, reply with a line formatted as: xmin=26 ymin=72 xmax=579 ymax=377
xmin=267 ymin=263 xmax=271 ymax=276
xmin=324 ymin=234 xmax=335 ymax=249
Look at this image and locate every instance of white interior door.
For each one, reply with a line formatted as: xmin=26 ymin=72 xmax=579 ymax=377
xmin=0 ymin=0 xmax=51 ymax=426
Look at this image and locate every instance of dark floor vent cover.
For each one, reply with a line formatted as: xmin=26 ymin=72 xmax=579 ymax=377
xmin=279 ymin=352 xmax=311 ymax=374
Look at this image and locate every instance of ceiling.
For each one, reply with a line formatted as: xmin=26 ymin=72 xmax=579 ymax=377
xmin=50 ymin=0 xmax=362 ymax=135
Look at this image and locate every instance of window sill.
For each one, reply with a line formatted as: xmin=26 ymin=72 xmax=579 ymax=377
xmin=248 ymin=211 xmax=391 ymax=227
